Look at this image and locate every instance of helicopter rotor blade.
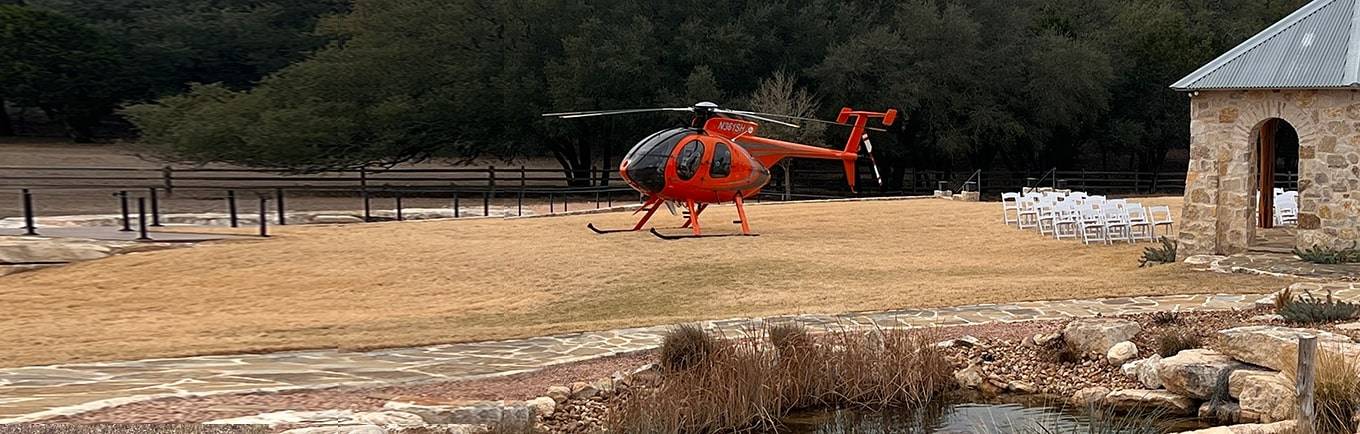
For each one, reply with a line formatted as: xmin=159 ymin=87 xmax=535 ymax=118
xmin=861 ymin=133 xmax=884 ymax=187
xmin=713 ymin=110 xmax=801 ymax=129
xmin=719 ymin=110 xmax=888 ymax=132
xmin=543 ymin=108 xmax=692 ymax=118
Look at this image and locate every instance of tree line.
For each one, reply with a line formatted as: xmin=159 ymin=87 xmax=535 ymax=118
xmin=2 ymin=0 xmax=1307 ymax=190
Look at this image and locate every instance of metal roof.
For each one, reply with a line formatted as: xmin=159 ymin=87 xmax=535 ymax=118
xmin=1172 ymin=0 xmax=1360 ymax=90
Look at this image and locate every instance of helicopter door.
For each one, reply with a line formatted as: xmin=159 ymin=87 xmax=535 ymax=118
xmin=675 ymin=140 xmax=704 ymax=181
xmin=709 ymin=142 xmax=731 ymax=178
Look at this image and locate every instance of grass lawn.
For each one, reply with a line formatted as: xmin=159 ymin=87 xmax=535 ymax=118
xmin=0 ymin=196 xmax=1287 ymax=367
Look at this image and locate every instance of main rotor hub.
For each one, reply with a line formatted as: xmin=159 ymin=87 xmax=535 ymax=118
xmin=690 ymin=101 xmax=720 ymax=127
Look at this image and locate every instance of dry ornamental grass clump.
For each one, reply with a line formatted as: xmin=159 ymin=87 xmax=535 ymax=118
xmin=1155 ymin=331 xmax=1203 ymax=357
xmin=658 ymin=323 xmax=718 ymax=372
xmin=610 ymin=324 xmax=953 ymax=433
xmin=1282 ymin=349 xmax=1360 ymax=434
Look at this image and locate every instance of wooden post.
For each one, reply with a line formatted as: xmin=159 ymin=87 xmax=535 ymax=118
xmin=782 ymin=160 xmax=792 ymax=201
xmin=1297 ymin=335 xmax=1317 ymax=434
xmin=1259 ymin=119 xmax=1277 ymax=229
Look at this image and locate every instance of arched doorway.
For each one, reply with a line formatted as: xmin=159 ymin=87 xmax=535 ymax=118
xmin=1251 ymin=118 xmax=1300 ymax=249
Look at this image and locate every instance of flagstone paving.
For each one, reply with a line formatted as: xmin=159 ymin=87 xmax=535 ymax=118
xmin=9 ymin=285 xmax=1360 ymax=424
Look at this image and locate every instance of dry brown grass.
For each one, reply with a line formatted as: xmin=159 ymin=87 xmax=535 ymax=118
xmin=0 ymin=196 xmax=1287 ymax=367
xmin=610 ymin=324 xmax=952 ymax=433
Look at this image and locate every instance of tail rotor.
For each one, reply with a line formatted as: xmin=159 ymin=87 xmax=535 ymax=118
xmin=862 ymin=134 xmax=884 ymax=187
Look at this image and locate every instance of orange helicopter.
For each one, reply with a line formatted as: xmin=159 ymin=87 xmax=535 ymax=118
xmin=543 ymin=102 xmax=897 ymax=239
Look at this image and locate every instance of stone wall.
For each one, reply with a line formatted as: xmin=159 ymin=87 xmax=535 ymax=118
xmin=1181 ymin=89 xmax=1360 ymax=257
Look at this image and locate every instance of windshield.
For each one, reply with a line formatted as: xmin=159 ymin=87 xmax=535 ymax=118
xmin=623 ymin=128 xmax=694 ymax=193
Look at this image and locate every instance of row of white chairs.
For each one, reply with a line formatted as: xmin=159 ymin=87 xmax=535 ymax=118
xmin=1002 ymin=192 xmax=1175 ymax=245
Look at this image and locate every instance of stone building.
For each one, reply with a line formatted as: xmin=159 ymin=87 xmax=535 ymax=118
xmin=1172 ymin=0 xmax=1360 ymax=256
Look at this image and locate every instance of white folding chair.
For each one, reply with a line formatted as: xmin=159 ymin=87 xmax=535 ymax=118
xmin=1053 ymin=206 xmax=1081 ymax=241
xmin=1001 ymin=192 xmax=1021 ymax=226
xmin=1126 ymin=205 xmax=1155 ymax=242
xmin=1148 ymin=205 xmax=1174 ymax=238
xmin=1078 ymin=208 xmax=1106 ymax=245
xmin=1037 ymin=203 xmax=1060 ymax=236
xmin=1274 ymin=195 xmax=1298 ymax=226
xmin=1102 ymin=205 xmax=1133 ymax=244
xmin=1017 ymin=199 xmax=1041 ymax=231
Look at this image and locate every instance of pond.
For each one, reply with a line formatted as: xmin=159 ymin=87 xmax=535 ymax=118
xmin=782 ymin=395 xmax=1207 ymax=434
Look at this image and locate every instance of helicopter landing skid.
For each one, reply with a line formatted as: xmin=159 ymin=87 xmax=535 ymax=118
xmin=586 ymin=223 xmax=643 ymax=234
xmin=649 ymin=228 xmax=759 ymax=240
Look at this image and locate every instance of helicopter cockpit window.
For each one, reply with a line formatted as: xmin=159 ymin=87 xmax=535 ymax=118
xmin=710 ymin=143 xmax=732 ymax=178
xmin=624 ymin=128 xmax=691 ymax=193
xmin=676 ymin=140 xmax=704 ymax=181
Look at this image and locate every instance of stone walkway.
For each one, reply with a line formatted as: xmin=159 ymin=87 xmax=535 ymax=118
xmin=10 ymin=286 xmax=1360 ymax=424
xmin=1209 ymin=251 xmax=1360 ymax=281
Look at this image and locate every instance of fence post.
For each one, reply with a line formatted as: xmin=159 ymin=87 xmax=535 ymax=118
xmin=136 ymin=197 xmax=151 ymax=241
xmin=162 ymin=166 xmax=175 ymax=195
xmin=550 ymin=193 xmax=555 ymax=213
xmin=519 ymin=166 xmax=526 ymax=217
xmin=258 ymin=196 xmax=269 ymax=237
xmin=148 ymin=187 xmax=162 ymax=227
xmin=118 ymin=191 xmax=132 ymax=232
xmin=227 ymin=190 xmax=238 ymax=228
xmin=20 ymin=189 xmax=37 ymax=236
xmin=483 ymin=191 xmax=490 ymax=216
xmin=564 ymin=193 xmax=569 ymax=212
xmin=1297 ymin=335 xmax=1317 ymax=434
xmin=488 ymin=166 xmax=496 ymax=214
xmin=395 ymin=192 xmax=404 ymax=221
xmin=360 ymin=168 xmax=371 ymax=222
xmin=275 ymin=188 xmax=286 ymax=225
xmin=453 ymin=191 xmax=460 ymax=218
xmin=783 ymin=160 xmax=792 ymax=201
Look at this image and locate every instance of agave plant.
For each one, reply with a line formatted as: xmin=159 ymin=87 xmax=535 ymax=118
xmin=1139 ymin=237 xmax=1178 ymax=268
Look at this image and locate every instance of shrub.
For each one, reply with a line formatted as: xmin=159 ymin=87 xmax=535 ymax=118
xmin=1294 ymin=242 xmax=1360 ymax=264
xmin=1274 ymin=287 xmax=1295 ymax=311
xmin=1156 ymin=331 xmax=1203 ymax=357
xmin=1278 ymin=291 xmax=1360 ymax=324
xmin=1282 ymin=350 xmax=1359 ymax=434
xmin=1149 ymin=311 xmax=1180 ymax=326
xmin=1139 ymin=237 xmax=1178 ymax=267
xmin=609 ymin=325 xmax=953 ymax=433
xmin=659 ymin=324 xmax=718 ymax=372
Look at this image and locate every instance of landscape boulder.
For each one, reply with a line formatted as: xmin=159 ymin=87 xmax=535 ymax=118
xmin=526 ymin=397 xmax=556 ymax=419
xmin=382 ymin=400 xmax=531 ymax=425
xmin=1158 ymin=349 xmax=1247 ymax=400
xmin=1218 ymin=326 xmax=1356 ymax=371
xmin=206 ymin=410 xmax=423 ymax=427
xmin=954 ymin=365 xmax=984 ymax=390
xmin=1175 ymin=420 xmax=1296 ymax=434
xmin=280 ymin=426 xmax=385 ymax=434
xmin=1228 ymin=370 xmax=1294 ymax=423
xmin=545 ymin=386 xmax=570 ymax=404
xmin=1198 ymin=401 xmax=1242 ymax=424
xmin=1069 ymin=386 xmax=1110 ymax=408
xmin=1121 ymin=355 xmax=1164 ymax=389
xmin=1102 ymin=389 xmax=1197 ymax=416
xmin=1106 ymin=341 xmax=1138 ymax=366
xmin=1063 ymin=318 xmax=1141 ymax=356
xmin=570 ymin=381 xmax=599 ymax=400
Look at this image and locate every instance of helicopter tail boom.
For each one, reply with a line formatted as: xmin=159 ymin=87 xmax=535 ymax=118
xmin=736 ymin=107 xmax=896 ymax=192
